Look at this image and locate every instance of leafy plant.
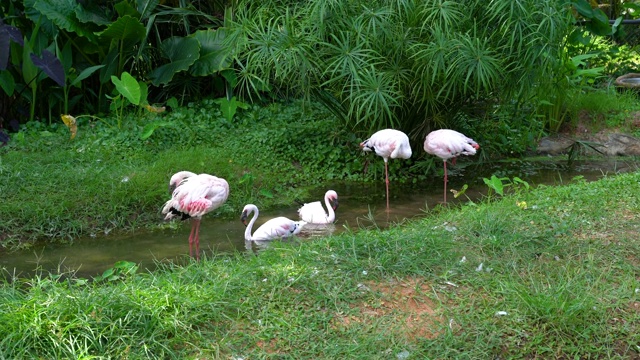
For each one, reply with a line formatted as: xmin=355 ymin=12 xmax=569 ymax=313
xmin=214 ymin=96 xmax=249 ymax=123
xmin=483 ymin=175 xmax=530 ymax=197
xmin=93 ymin=260 xmax=138 ymax=282
xmin=110 ymin=71 xmax=146 ymax=128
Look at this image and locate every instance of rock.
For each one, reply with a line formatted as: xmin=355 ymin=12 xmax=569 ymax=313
xmin=536 ymin=136 xmax=575 ymax=155
xmin=536 ymin=133 xmax=640 ymax=156
xmin=602 ymin=133 xmax=640 ymax=156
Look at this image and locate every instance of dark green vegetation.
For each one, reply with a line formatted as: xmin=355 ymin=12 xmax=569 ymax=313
xmin=3 ymin=0 xmax=640 ymax=150
xmin=1 ymin=172 xmax=638 ymax=358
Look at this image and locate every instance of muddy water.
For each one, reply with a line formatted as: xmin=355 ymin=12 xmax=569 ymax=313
xmin=1 ymin=159 xmax=637 ymax=279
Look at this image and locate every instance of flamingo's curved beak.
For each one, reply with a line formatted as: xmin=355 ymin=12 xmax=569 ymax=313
xmin=330 ymin=198 xmax=339 ymax=210
xmin=240 ymin=210 xmax=249 ymax=226
xmin=473 ymin=143 xmax=480 ymax=150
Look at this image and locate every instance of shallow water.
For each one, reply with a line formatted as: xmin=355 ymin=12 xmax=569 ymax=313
xmin=1 ymin=158 xmax=637 ymax=279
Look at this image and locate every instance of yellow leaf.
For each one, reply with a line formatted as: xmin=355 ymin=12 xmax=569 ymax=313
xmin=60 ymin=114 xmax=77 ymax=140
xmin=144 ymin=104 xmax=166 ymax=113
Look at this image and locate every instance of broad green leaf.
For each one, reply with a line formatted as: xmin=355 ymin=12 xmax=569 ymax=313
xmin=115 ymin=1 xmax=140 ymax=18
xmin=149 ymin=36 xmax=200 ymax=86
xmin=99 ymin=48 xmax=119 ymax=84
xmin=571 ymin=0 xmax=594 ymax=18
xmin=22 ymin=40 xmax=39 ymax=90
xmin=71 ymin=65 xmax=105 ymax=87
xmin=0 ymin=70 xmax=15 ymax=95
xmin=33 ymin=0 xmax=96 ymax=41
xmin=74 ymin=2 xmax=111 ymax=26
xmin=189 ymin=29 xmax=232 ymax=76
xmin=111 ymin=72 xmax=141 ymax=105
xmin=97 ymin=15 xmax=146 ymax=42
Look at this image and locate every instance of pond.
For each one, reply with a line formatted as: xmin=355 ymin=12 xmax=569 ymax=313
xmin=1 ymin=158 xmax=637 ymax=280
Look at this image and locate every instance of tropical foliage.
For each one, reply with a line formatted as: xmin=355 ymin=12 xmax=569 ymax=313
xmin=1 ymin=0 xmax=639 ymax=155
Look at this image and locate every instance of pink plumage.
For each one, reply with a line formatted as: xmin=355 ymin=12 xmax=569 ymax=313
xmin=424 ymin=129 xmax=479 ymax=204
xmin=162 ymin=172 xmax=229 ymax=260
xmin=360 ymin=129 xmax=412 ymax=211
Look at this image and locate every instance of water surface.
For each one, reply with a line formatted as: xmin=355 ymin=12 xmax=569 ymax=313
xmin=1 ymin=159 xmax=637 ymax=279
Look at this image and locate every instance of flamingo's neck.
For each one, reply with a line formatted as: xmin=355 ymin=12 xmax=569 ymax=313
xmin=324 ymin=195 xmax=335 ymax=223
xmin=244 ymin=207 xmax=259 ymax=241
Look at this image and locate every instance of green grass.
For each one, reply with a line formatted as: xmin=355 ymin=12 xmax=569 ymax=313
xmin=1 ymin=171 xmax=638 ymax=358
xmin=0 ymin=100 xmax=377 ymax=249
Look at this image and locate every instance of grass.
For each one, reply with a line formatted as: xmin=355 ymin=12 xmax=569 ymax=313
xmin=0 ymin=100 xmax=373 ymax=249
xmin=1 ymin=171 xmax=638 ymax=358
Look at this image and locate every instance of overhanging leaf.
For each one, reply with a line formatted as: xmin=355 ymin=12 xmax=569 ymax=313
xmin=111 ymin=72 xmax=141 ymax=105
xmin=97 ymin=15 xmax=146 ymax=42
xmin=149 ymin=36 xmax=200 ymax=86
xmin=70 ymin=64 xmax=105 ymax=87
xmin=33 ymin=0 xmax=96 ymax=41
xmin=30 ymin=50 xmax=66 ymax=87
xmin=189 ymin=29 xmax=232 ymax=76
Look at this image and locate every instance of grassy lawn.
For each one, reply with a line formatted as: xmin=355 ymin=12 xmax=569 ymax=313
xmin=1 ymin=171 xmax=638 ymax=358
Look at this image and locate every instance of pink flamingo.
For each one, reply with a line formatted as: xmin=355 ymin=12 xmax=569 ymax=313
xmin=241 ymin=204 xmax=306 ymax=241
xmin=162 ymin=172 xmax=229 ymax=260
xmin=360 ymin=129 xmax=412 ymax=211
xmin=423 ymin=129 xmax=479 ymax=204
xmin=298 ymin=190 xmax=339 ymax=224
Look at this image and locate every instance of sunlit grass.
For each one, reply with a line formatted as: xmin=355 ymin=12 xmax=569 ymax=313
xmin=1 ymin=171 xmax=638 ymax=358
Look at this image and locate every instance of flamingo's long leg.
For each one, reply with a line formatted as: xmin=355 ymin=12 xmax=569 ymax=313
xmin=384 ymin=160 xmax=390 ymax=212
xmin=443 ymin=160 xmax=448 ymax=204
xmin=188 ymin=221 xmax=196 ymax=258
xmin=194 ymin=219 xmax=201 ymax=261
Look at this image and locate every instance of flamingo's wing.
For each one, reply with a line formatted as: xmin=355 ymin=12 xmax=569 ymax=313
xmin=298 ymin=201 xmax=330 ymax=224
xmin=165 ymin=175 xmax=229 ymax=218
xmin=252 ymin=217 xmax=303 ymax=240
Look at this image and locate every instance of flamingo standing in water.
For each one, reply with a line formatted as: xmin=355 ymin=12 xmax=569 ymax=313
xmin=162 ymin=172 xmax=229 ymax=260
xmin=241 ymin=204 xmax=306 ymax=241
xmin=423 ymin=129 xmax=479 ymax=204
xmin=360 ymin=129 xmax=412 ymax=211
xmin=298 ymin=190 xmax=339 ymax=224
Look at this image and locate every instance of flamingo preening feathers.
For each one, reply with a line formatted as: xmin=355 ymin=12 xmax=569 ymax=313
xmin=424 ymin=129 xmax=479 ymax=204
xmin=162 ymin=172 xmax=229 ymax=260
xmin=298 ymin=190 xmax=339 ymax=224
xmin=360 ymin=129 xmax=412 ymax=211
xmin=241 ymin=204 xmax=306 ymax=241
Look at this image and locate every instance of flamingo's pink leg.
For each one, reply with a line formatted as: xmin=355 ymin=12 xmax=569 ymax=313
xmin=188 ymin=221 xmax=196 ymax=258
xmin=385 ymin=160 xmax=390 ymax=212
xmin=194 ymin=219 xmax=201 ymax=261
xmin=443 ymin=160 xmax=448 ymax=204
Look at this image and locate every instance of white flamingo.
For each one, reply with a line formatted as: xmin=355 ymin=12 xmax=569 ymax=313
xmin=298 ymin=190 xmax=339 ymax=224
xmin=162 ymin=172 xmax=229 ymax=260
xmin=241 ymin=204 xmax=306 ymax=241
xmin=360 ymin=129 xmax=412 ymax=211
xmin=424 ymin=129 xmax=479 ymax=204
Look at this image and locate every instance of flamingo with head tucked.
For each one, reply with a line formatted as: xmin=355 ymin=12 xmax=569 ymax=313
xmin=298 ymin=190 xmax=339 ymax=224
xmin=241 ymin=204 xmax=306 ymax=241
xmin=162 ymin=172 xmax=229 ymax=260
xmin=424 ymin=129 xmax=479 ymax=204
xmin=360 ymin=129 xmax=412 ymax=211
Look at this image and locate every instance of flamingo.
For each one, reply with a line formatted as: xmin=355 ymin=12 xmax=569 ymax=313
xmin=241 ymin=204 xmax=306 ymax=241
xmin=423 ymin=129 xmax=479 ymax=204
xmin=360 ymin=129 xmax=412 ymax=211
xmin=297 ymin=190 xmax=339 ymax=224
xmin=162 ymin=172 xmax=229 ymax=260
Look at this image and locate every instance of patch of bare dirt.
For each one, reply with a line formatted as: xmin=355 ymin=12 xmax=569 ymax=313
xmin=333 ymin=277 xmax=445 ymax=340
